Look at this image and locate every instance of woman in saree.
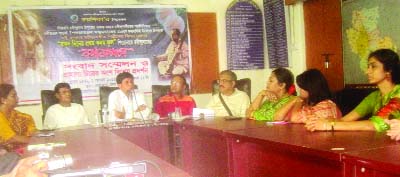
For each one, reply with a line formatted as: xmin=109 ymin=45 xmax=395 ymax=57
xmin=305 ymin=49 xmax=400 ymax=132
xmin=281 ymin=69 xmax=341 ymax=123
xmin=246 ymin=67 xmax=296 ymax=121
xmin=0 ymin=84 xmax=36 ymax=152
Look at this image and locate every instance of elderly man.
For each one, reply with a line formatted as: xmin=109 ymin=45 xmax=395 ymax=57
xmin=156 ymin=29 xmax=189 ymax=76
xmin=155 ymin=74 xmax=196 ymax=118
xmin=206 ymin=70 xmax=250 ymax=117
xmin=12 ymin=10 xmax=51 ymax=101
xmin=44 ymin=83 xmax=89 ymax=128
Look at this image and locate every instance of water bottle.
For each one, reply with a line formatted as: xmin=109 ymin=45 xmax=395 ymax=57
xmin=102 ymin=104 xmax=108 ymax=125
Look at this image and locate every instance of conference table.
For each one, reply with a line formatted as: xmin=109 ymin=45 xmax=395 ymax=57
xmin=110 ymin=121 xmax=175 ymax=164
xmin=177 ymin=117 xmax=400 ymax=177
xmin=26 ymin=117 xmax=400 ymax=177
xmin=225 ymin=124 xmax=397 ymax=177
xmin=27 ymin=125 xmax=189 ymax=177
xmin=177 ymin=117 xmax=268 ymax=177
xmin=342 ymin=145 xmax=400 ymax=177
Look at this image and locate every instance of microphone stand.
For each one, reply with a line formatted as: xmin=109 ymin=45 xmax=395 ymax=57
xmin=132 ymin=90 xmax=146 ymax=125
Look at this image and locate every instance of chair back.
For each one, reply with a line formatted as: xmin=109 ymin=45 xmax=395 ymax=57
xmin=332 ymin=84 xmax=377 ymax=118
xmin=151 ymin=85 xmax=190 ymax=108
xmin=41 ymin=88 xmax=83 ymax=122
xmin=212 ymin=78 xmax=251 ymax=98
xmin=99 ymin=86 xmax=119 ymax=108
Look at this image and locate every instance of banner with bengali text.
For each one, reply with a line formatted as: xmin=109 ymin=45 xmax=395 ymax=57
xmin=7 ymin=6 xmax=191 ymax=104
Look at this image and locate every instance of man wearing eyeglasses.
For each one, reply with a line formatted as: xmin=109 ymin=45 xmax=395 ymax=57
xmin=44 ymin=83 xmax=89 ymax=129
xmin=206 ymin=70 xmax=250 ymax=117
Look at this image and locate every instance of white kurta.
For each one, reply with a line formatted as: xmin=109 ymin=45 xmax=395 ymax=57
xmin=44 ymin=103 xmax=89 ymax=128
xmin=206 ymin=89 xmax=250 ymax=117
xmin=107 ymin=89 xmax=150 ymax=122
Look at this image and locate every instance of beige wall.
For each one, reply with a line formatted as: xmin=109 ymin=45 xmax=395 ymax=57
xmin=0 ymin=0 xmax=306 ymax=129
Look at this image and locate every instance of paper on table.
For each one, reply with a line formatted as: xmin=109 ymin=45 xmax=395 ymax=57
xmin=192 ymin=108 xmax=214 ymax=119
xmin=266 ymin=121 xmax=289 ymax=126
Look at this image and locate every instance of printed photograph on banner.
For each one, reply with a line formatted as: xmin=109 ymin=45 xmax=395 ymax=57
xmin=5 ymin=6 xmax=191 ymax=104
xmin=11 ymin=10 xmax=54 ymax=103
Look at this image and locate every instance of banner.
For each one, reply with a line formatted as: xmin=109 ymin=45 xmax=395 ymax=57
xmin=7 ymin=6 xmax=191 ymax=104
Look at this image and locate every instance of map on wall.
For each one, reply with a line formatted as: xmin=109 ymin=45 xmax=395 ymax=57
xmin=342 ymin=0 xmax=399 ymax=84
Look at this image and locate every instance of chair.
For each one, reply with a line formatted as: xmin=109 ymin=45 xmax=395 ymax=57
xmin=152 ymin=85 xmax=171 ymax=109
xmin=212 ymin=78 xmax=251 ymax=98
xmin=41 ymin=88 xmax=83 ymax=123
xmin=99 ymin=86 xmax=119 ymax=109
xmin=332 ymin=84 xmax=377 ymax=119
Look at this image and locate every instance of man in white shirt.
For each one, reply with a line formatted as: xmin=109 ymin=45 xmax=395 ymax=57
xmin=44 ymin=83 xmax=89 ymax=128
xmin=108 ymin=72 xmax=150 ymax=122
xmin=206 ymin=70 xmax=250 ymax=117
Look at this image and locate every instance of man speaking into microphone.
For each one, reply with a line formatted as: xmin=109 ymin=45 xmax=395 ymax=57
xmin=108 ymin=72 xmax=150 ymax=122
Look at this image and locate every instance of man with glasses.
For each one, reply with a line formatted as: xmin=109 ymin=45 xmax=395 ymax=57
xmin=155 ymin=74 xmax=196 ymax=118
xmin=206 ymin=70 xmax=250 ymax=117
xmin=44 ymin=83 xmax=89 ymax=128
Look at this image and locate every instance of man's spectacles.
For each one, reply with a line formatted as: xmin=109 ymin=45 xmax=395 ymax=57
xmin=217 ymin=79 xmax=233 ymax=84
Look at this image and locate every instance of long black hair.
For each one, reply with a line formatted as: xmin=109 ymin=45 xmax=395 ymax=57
xmin=368 ymin=49 xmax=400 ymax=84
xmin=296 ymin=69 xmax=331 ymax=106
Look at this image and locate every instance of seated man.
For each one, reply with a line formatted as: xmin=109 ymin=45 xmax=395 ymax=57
xmin=155 ymin=29 xmax=189 ymax=76
xmin=44 ymin=83 xmax=89 ymax=128
xmin=155 ymin=74 xmax=196 ymax=118
xmin=108 ymin=72 xmax=150 ymax=122
xmin=206 ymin=70 xmax=250 ymax=117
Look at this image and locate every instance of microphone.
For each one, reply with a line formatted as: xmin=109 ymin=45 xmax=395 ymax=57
xmin=132 ymin=90 xmax=146 ymax=125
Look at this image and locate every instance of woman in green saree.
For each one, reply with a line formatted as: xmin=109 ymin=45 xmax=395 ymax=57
xmin=246 ymin=68 xmax=296 ymax=121
xmin=305 ymin=49 xmax=400 ymax=132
